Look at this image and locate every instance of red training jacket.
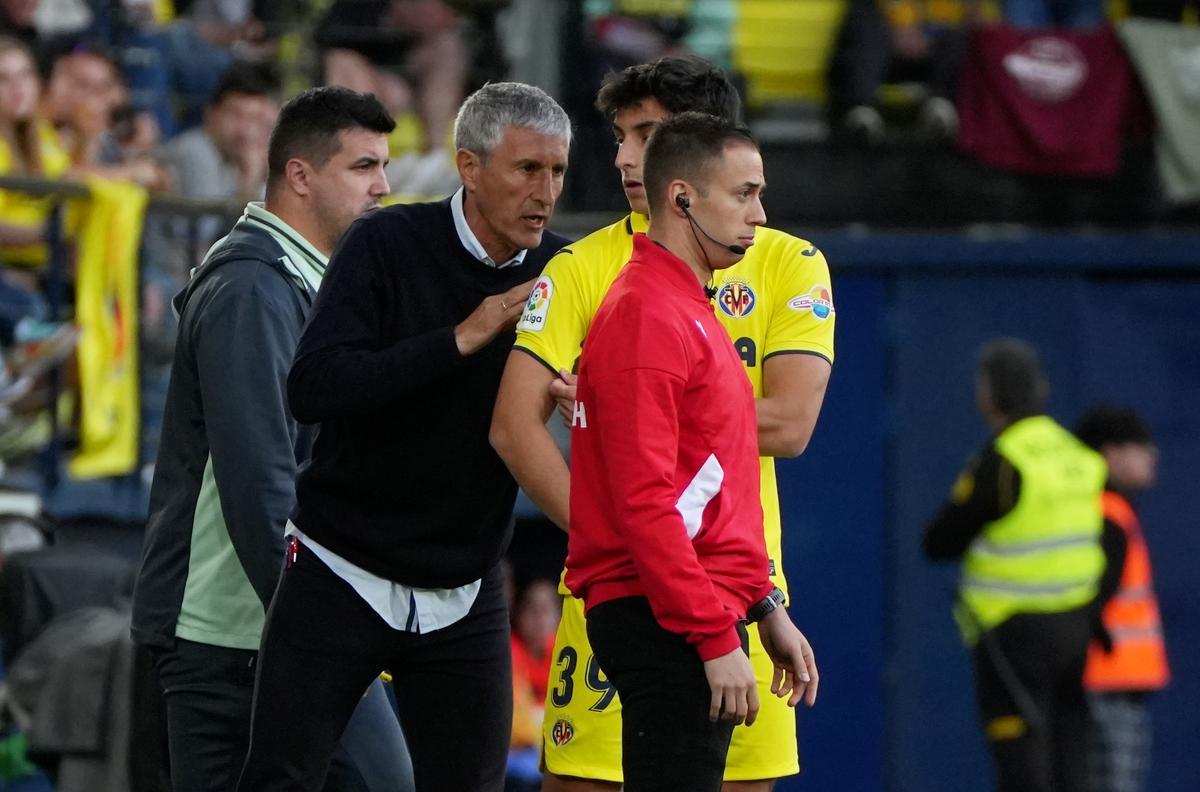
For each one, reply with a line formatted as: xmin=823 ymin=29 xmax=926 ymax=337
xmin=565 ymin=233 xmax=773 ymax=661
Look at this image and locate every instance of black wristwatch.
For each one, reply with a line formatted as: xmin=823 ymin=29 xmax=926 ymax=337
xmin=747 ymin=587 xmax=787 ymax=622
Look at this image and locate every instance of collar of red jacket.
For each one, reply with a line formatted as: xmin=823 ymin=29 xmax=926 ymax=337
xmin=630 ymin=232 xmax=713 ymax=306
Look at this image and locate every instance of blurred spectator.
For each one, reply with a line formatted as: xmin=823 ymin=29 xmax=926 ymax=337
xmin=160 ymin=61 xmax=277 ymax=219
xmin=1001 ymin=0 xmax=1105 ymax=27
xmin=40 ymin=46 xmax=171 ymax=455
xmin=43 ymin=49 xmax=124 ymax=166
xmin=512 ymin=578 xmax=561 ymax=705
xmin=829 ymin=0 xmax=979 ymax=144
xmin=1077 ymin=406 xmax=1170 ymax=792
xmin=0 ymin=36 xmax=68 ymax=268
xmin=583 ymin=0 xmax=735 ymax=70
xmin=111 ymin=0 xmax=248 ymax=137
xmin=0 ymin=35 xmax=64 ymax=371
xmin=149 ymin=59 xmax=277 ymax=331
xmin=508 ymin=577 xmax=561 ymax=792
xmin=0 ymin=38 xmax=78 ymax=463
xmin=42 ymin=48 xmax=169 ymax=189
xmin=317 ymin=0 xmax=466 ymax=198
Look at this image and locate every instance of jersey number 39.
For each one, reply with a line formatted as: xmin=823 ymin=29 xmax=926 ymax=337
xmin=551 ymin=646 xmax=616 ymax=712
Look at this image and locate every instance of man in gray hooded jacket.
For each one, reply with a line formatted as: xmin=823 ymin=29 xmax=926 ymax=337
xmin=132 ymin=86 xmax=408 ymax=792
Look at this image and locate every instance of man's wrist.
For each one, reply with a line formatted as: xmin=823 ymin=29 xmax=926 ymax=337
xmin=747 ymin=586 xmax=786 ymax=622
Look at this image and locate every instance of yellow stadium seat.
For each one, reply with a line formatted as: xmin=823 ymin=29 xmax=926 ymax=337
xmin=733 ymin=0 xmax=849 ymax=108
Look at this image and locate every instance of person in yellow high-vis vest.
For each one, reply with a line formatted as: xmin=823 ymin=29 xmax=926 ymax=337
xmin=924 ymin=338 xmax=1123 ymax=792
xmin=1077 ymin=406 xmax=1169 ymax=792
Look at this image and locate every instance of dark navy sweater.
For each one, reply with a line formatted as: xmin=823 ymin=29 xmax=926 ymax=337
xmin=288 ymin=198 xmax=567 ymax=588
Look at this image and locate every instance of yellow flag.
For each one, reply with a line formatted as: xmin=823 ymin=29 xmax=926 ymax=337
xmin=69 ymin=178 xmax=147 ymax=478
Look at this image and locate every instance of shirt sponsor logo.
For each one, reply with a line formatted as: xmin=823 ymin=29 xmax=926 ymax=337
xmin=1003 ymin=37 xmax=1088 ymax=103
xmin=551 ymin=718 xmax=575 ymax=746
xmin=788 ymin=286 xmax=835 ymax=320
xmin=717 ymin=281 xmax=756 ymax=318
xmin=516 ymin=276 xmax=553 ymax=331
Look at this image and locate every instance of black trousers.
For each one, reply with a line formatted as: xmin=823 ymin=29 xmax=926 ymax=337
xmin=154 ymin=637 xmax=407 ymax=792
xmin=587 ymin=596 xmax=748 ymax=792
xmin=973 ymin=606 xmax=1093 ymax=792
xmin=237 ymin=544 xmax=512 ymax=792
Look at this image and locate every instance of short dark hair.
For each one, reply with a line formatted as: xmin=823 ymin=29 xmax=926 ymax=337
xmin=1077 ymin=406 xmax=1153 ymax=451
xmin=267 ymin=86 xmax=395 ymax=186
xmin=211 ymin=61 xmax=280 ymax=106
xmin=595 ymin=55 xmax=743 ymax=123
xmin=642 ymin=112 xmax=757 ymax=217
xmin=977 ymin=338 xmax=1049 ymax=420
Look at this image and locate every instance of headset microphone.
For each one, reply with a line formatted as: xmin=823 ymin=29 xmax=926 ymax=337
xmin=674 ymin=194 xmax=747 ymax=255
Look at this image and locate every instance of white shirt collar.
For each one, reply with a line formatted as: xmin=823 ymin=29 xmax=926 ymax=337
xmin=450 ymin=187 xmax=527 ymax=269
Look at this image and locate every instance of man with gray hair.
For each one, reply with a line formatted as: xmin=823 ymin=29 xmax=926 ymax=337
xmin=236 ymin=82 xmax=571 ymax=792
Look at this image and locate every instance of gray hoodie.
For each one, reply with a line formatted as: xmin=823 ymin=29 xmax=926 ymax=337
xmin=131 ymin=217 xmax=316 ymax=650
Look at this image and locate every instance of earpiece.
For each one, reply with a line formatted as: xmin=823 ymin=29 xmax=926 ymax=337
xmin=675 ymin=194 xmax=690 ymax=209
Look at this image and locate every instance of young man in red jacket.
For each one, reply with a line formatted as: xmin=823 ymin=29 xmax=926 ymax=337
xmin=565 ymin=112 xmax=818 ymax=792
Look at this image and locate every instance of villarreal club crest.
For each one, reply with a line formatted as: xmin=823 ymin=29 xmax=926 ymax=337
xmin=717 ymin=281 xmax=756 ymax=318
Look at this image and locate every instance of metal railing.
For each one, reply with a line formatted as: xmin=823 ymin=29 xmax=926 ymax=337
xmin=0 ymin=175 xmax=247 ymax=491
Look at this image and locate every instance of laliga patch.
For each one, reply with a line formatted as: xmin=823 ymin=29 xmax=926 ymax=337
xmin=788 ymin=286 xmax=835 ymax=320
xmin=516 ymin=275 xmax=553 ymax=331
xmin=551 ymin=718 xmax=575 ymax=746
xmin=717 ymin=281 xmax=756 ymax=318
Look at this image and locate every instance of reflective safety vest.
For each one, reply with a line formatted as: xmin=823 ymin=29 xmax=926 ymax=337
xmin=1084 ymin=491 xmax=1170 ymax=692
xmin=957 ymin=416 xmax=1107 ymax=644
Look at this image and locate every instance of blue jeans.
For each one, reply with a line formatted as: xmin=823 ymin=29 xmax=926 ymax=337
xmin=1003 ymin=0 xmax=1106 ymax=27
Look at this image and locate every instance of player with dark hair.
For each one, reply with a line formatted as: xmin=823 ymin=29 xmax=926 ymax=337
xmin=491 ymin=56 xmax=833 ymax=792
xmin=594 ymin=54 xmax=743 ymax=123
xmin=132 ymin=86 xmax=405 ymax=792
xmin=565 ymin=111 xmax=816 ymax=792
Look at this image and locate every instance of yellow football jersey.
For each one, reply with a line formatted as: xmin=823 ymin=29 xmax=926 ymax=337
xmin=515 ymin=213 xmax=835 ymax=596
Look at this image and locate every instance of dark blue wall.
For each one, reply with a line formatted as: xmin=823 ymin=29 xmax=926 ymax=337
xmin=772 ymin=233 xmax=1200 ymax=792
xmin=776 ymin=275 xmax=889 ymax=792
